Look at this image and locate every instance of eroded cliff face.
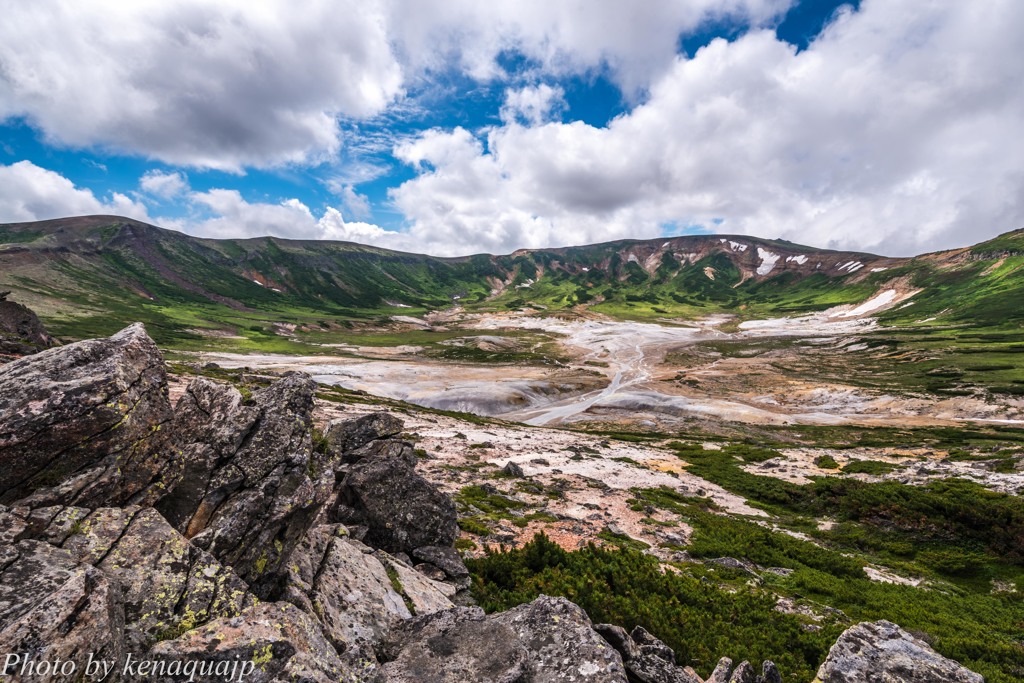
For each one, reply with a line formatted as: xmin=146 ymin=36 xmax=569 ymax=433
xmin=0 ymin=292 xmax=56 ymax=361
xmin=0 ymin=324 xmax=986 ymax=682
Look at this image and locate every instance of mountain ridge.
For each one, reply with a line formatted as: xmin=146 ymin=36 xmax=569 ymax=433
xmin=1 ymin=215 xmax=1022 ymax=346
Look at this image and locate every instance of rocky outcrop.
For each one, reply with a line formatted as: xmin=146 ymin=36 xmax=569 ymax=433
xmin=0 ymin=323 xmax=171 ymax=506
xmin=595 ymin=625 xmax=784 ymax=683
xmin=153 ymin=374 xmax=335 ymax=595
xmin=815 ymin=620 xmax=984 ymax=683
xmin=2 ymin=504 xmax=255 ymax=653
xmin=0 ymin=293 xmax=55 ymax=358
xmin=492 ymin=595 xmax=628 ymax=682
xmin=279 ymin=524 xmax=453 ymax=672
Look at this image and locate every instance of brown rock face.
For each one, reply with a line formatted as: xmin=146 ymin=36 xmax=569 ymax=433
xmin=0 ymin=323 xmax=171 ymax=506
xmin=0 ymin=293 xmax=56 ymax=359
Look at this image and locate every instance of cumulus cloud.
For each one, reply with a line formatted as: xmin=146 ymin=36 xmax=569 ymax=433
xmin=0 ymin=1 xmax=788 ymax=170
xmin=140 ymin=170 xmax=189 ymax=199
xmin=181 ymin=187 xmax=413 ymax=251
xmin=388 ymin=0 xmax=792 ymax=93
xmin=0 ymin=1 xmax=403 ymax=170
xmin=390 ymin=1 xmax=1024 ymax=256
xmin=0 ymin=161 xmax=152 ymax=223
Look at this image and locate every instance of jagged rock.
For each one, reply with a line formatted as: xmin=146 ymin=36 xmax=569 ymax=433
xmin=149 ymin=602 xmax=362 ymax=683
xmin=155 ymin=374 xmax=335 ymax=594
xmin=597 ymin=624 xmax=699 ymax=683
xmin=334 ymin=439 xmax=458 ymax=555
xmin=324 ymin=412 xmax=403 ymax=461
xmin=377 ymin=606 xmax=529 ymax=683
xmin=0 ymin=294 xmax=55 ymax=358
xmin=0 ymin=540 xmax=126 ymax=681
xmin=7 ymin=505 xmax=254 ymax=651
xmin=729 ymin=661 xmax=756 ymax=683
xmin=411 ymin=545 xmax=470 ymax=583
xmin=0 ymin=324 xmax=171 ymax=506
xmin=816 ymin=620 xmax=984 ymax=683
xmin=150 ymin=378 xmax=260 ymax=522
xmin=491 ymin=595 xmax=628 ymax=682
xmin=279 ymin=525 xmax=412 ymax=664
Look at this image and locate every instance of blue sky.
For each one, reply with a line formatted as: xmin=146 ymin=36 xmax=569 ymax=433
xmin=1 ymin=1 xmax=1021 ymax=257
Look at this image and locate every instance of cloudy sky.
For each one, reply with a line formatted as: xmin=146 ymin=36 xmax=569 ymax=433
xmin=1 ymin=1 xmax=1022 ymax=256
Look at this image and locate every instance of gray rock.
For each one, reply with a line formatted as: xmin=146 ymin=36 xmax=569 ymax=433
xmin=9 ymin=504 xmax=255 ymax=651
xmin=334 ymin=442 xmax=458 ymax=555
xmin=325 ymin=412 xmax=403 ymax=460
xmin=707 ymin=657 xmax=734 ymax=683
xmin=0 ymin=540 xmax=126 ymax=680
xmin=154 ymin=374 xmax=335 ymax=595
xmin=279 ymin=525 xmax=412 ymax=664
xmin=411 ymin=545 xmax=470 ymax=581
xmin=376 ymin=551 xmax=456 ymax=615
xmin=378 ymin=607 xmax=529 ymax=683
xmin=816 ymin=620 xmax=984 ymax=683
xmin=0 ymin=323 xmax=171 ymax=506
xmin=150 ymin=378 xmax=259 ymax=523
xmin=149 ymin=602 xmax=363 ymax=683
xmin=595 ymin=623 xmax=641 ymax=662
xmin=491 ymin=595 xmax=628 ymax=682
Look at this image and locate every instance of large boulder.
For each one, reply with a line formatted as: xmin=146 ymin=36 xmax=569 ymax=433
xmin=0 ymin=540 xmax=126 ymax=682
xmin=324 ymin=412 xmax=403 ymax=461
xmin=0 ymin=323 xmax=171 ymax=506
xmin=333 ymin=433 xmax=457 ymax=556
xmin=0 ymin=293 xmax=56 ymax=358
xmin=377 ymin=606 xmax=530 ymax=683
xmin=491 ymin=595 xmax=628 ymax=683
xmin=816 ymin=620 xmax=983 ymax=683
xmin=153 ymin=374 xmax=335 ymax=595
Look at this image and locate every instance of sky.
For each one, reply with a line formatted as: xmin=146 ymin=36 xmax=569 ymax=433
xmin=1 ymin=0 xmax=1022 ymax=257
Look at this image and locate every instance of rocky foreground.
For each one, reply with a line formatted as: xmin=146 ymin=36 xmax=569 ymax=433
xmin=0 ymin=323 xmax=986 ymax=682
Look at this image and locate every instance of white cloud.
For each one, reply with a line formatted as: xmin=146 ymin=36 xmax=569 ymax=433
xmin=181 ymin=188 xmax=414 ymax=251
xmin=0 ymin=161 xmax=152 ymax=223
xmin=388 ymin=0 xmax=792 ymax=94
xmin=0 ymin=1 xmax=789 ymax=170
xmin=0 ymin=1 xmax=403 ymax=170
xmin=389 ymin=1 xmax=1024 ymax=256
xmin=500 ymin=84 xmax=566 ymax=125
xmin=140 ymin=170 xmax=189 ymax=199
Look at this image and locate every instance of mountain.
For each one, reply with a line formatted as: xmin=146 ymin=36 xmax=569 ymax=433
xmin=1 ymin=215 xmax=1022 ymax=346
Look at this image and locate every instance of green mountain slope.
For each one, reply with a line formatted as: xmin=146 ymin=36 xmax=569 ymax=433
xmin=0 ymin=215 xmax=1021 ymax=347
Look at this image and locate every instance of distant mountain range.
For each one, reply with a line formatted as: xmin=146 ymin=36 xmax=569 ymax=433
xmin=1 ymin=215 xmax=1022 ymax=345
